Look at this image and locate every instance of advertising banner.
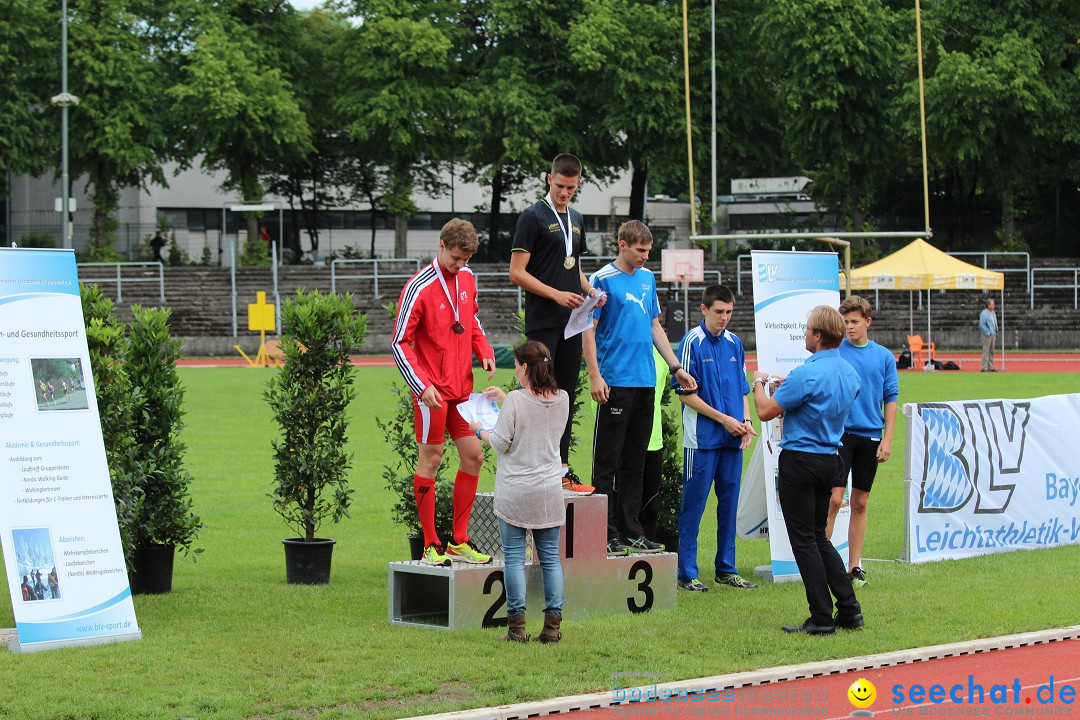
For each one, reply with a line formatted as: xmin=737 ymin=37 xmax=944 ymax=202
xmin=748 ymin=251 xmax=846 ymax=582
xmin=904 ymin=393 xmax=1080 ymax=563
xmin=0 ymin=248 xmax=140 ymax=652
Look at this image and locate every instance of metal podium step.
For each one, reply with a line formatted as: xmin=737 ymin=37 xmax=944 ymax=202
xmin=388 ymin=492 xmax=677 ymax=630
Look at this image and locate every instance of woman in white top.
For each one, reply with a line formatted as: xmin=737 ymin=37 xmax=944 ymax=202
xmin=472 ymin=341 xmax=569 ymax=643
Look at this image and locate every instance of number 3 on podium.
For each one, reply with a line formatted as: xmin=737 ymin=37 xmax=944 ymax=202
xmin=627 ymin=560 xmax=654 ymax=613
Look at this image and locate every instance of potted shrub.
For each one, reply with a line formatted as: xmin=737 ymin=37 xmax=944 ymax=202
xmin=80 ymin=284 xmax=142 ymax=566
xmin=653 ymin=387 xmax=683 ymax=552
xmin=126 ymin=305 xmax=203 ymax=593
xmin=266 ymin=289 xmax=366 ymax=584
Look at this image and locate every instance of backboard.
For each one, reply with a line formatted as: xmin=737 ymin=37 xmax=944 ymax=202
xmin=660 ymin=248 xmax=705 ymax=284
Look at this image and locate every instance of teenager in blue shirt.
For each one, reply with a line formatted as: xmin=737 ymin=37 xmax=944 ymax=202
xmin=674 ymin=285 xmax=757 ymax=592
xmin=752 ymin=306 xmax=863 ymax=635
xmin=584 ymin=220 xmax=697 ymax=555
xmin=825 ymin=296 xmax=898 ymax=588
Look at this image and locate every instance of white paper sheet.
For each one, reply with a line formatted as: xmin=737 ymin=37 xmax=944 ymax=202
xmin=564 ymin=292 xmax=606 ymax=339
xmin=456 ymin=393 xmax=501 ymax=431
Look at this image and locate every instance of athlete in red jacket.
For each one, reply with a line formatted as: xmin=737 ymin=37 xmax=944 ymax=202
xmin=393 ymin=219 xmax=496 ymax=566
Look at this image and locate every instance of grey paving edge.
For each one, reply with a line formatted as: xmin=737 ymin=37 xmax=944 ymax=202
xmin=402 ymin=625 xmax=1080 ymax=720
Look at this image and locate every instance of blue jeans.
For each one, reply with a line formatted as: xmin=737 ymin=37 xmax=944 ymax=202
xmin=498 ymin=519 xmax=564 ymax=618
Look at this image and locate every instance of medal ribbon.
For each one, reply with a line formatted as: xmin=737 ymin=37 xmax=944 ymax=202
xmin=432 ymin=259 xmax=461 ymax=329
xmin=544 ymin=192 xmax=574 ymax=261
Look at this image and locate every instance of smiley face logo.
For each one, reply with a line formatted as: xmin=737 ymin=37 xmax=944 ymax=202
xmin=848 ymin=678 xmax=876 ymax=709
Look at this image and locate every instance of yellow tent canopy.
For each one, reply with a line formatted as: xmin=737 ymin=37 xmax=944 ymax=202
xmin=840 ymin=238 xmax=1006 ymax=368
xmin=843 ymin=238 xmax=1004 ymax=291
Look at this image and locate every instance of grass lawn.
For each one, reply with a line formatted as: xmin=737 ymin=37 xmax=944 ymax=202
xmin=2 ymin=368 xmax=1079 ymax=719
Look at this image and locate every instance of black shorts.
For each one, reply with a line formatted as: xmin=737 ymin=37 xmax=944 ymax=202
xmin=833 ymin=433 xmax=881 ymax=493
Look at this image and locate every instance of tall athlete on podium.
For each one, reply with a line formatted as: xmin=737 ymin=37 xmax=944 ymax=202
xmin=393 ymin=219 xmax=497 ymax=566
xmin=510 ymin=153 xmax=604 ymax=493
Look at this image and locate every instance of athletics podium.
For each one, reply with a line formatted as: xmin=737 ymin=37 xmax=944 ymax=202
xmin=388 ymin=492 xmax=677 ymax=629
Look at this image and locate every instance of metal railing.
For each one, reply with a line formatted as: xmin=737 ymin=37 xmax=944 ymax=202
xmin=77 ymin=261 xmax=165 ymax=303
xmin=948 ymin=251 xmax=1032 ymax=308
xmin=1031 ymin=267 xmax=1079 ymax=310
xmin=330 ymin=258 xmax=421 ymax=298
xmin=473 ymin=272 xmax=523 ymax=314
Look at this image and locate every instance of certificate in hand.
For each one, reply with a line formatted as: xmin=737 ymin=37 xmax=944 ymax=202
xmin=564 ymin=291 xmax=606 ymax=339
xmin=456 ymin=393 xmax=501 ymax=432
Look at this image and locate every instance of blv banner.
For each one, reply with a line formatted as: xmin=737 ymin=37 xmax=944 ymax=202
xmin=0 ymin=247 xmax=140 ymax=652
xmin=904 ymin=393 xmax=1080 ymax=563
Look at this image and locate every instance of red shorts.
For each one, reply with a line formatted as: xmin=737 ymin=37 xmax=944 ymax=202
xmin=413 ymin=393 xmax=472 ymax=444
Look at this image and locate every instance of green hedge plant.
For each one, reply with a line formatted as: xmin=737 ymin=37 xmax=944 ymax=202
xmin=266 ymin=290 xmax=366 ymax=541
xmin=80 ymin=284 xmax=143 ymax=565
xmin=127 ymin=305 xmax=203 ymax=556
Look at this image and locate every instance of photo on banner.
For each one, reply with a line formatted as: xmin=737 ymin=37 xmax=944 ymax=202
xmin=0 ymin=247 xmax=141 ymax=652
xmin=745 ymin=250 xmax=849 ymax=582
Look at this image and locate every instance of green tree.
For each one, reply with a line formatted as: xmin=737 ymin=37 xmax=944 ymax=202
xmin=338 ymin=0 xmax=454 ymax=257
xmin=758 ymin=0 xmax=903 ymax=239
xmin=169 ymin=6 xmax=312 ymax=250
xmin=0 ymin=0 xmax=54 ymax=180
xmin=261 ymin=8 xmax=362 ymax=262
xmin=454 ymin=0 xmax=604 ymax=257
xmin=64 ymin=0 xmax=187 ymax=256
xmin=913 ymin=0 xmax=1073 ymax=248
xmin=569 ymin=0 xmax=683 ymax=221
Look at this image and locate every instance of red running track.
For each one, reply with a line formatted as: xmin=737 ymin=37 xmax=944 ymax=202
xmin=179 ymin=353 xmax=1080 ymax=372
xmin=567 ymin=638 xmax=1080 ymax=720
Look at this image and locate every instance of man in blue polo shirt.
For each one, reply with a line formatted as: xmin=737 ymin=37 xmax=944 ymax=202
xmin=584 ymin=220 xmax=697 ymax=556
xmin=752 ymin=305 xmax=863 ymax=635
xmin=674 ymin=285 xmax=757 ymax=592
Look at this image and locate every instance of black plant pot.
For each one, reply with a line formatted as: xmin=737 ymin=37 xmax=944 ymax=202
xmin=407 ymin=534 xmax=424 ymax=561
xmin=282 ymin=538 xmax=336 ymax=584
xmin=129 ymin=544 xmax=176 ymax=595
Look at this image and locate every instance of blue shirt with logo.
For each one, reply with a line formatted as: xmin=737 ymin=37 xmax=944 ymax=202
xmin=675 ymin=322 xmax=750 ymax=450
xmin=773 ymin=348 xmax=860 ymax=454
xmin=589 ymin=263 xmax=659 ymax=387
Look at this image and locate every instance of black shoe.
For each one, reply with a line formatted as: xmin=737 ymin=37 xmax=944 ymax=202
xmin=849 ymin=566 xmax=868 ymax=588
xmin=782 ymin=620 xmax=836 ymax=635
xmin=627 ymin=536 xmax=664 ymax=553
xmin=834 ymin=613 xmax=865 ymax=630
xmin=606 ymin=539 xmax=630 ymax=556
xmin=715 ymin=572 xmax=758 ymax=589
xmin=678 ymin=578 xmax=709 ymax=592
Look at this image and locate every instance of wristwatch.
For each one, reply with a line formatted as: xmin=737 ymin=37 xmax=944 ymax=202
xmin=752 ymin=378 xmax=765 ymax=389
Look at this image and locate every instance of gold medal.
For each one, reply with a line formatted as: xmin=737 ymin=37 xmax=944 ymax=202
xmin=563 ymin=256 xmax=576 ymax=269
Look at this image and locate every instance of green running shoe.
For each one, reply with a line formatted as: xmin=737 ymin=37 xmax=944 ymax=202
xmin=421 ymin=543 xmax=451 ymax=567
xmin=446 ymin=538 xmax=492 ymax=564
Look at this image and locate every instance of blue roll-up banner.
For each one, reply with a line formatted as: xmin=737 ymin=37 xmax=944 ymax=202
xmin=0 ymin=248 xmax=141 ymax=652
xmin=747 ymin=250 xmax=848 ymax=583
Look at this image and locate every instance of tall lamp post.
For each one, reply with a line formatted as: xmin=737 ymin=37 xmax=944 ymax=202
xmin=50 ymin=0 xmax=79 ymax=249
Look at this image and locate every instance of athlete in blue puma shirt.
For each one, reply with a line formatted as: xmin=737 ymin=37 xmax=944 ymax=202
xmin=584 ymin=220 xmax=697 ymax=555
